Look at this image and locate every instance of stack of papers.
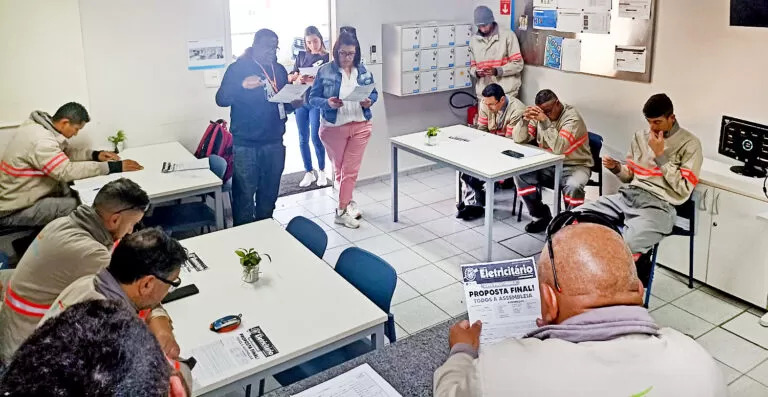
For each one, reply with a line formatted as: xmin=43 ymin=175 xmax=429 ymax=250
xmin=292 ymin=364 xmax=401 ymax=397
xmin=161 ymin=158 xmax=209 ymax=173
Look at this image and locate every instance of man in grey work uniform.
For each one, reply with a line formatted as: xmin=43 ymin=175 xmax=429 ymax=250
xmin=577 ymin=94 xmax=703 ymax=285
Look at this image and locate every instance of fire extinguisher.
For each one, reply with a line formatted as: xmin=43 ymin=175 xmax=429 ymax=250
xmin=450 ymin=91 xmax=479 ymax=126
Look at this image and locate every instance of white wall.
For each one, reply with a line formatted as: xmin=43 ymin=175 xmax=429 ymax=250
xmin=475 ymin=0 xmax=768 ymax=160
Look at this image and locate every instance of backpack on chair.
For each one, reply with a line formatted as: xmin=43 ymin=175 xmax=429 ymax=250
xmin=195 ymin=119 xmax=233 ymax=181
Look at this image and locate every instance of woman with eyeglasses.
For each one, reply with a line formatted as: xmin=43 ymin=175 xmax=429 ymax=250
xmin=309 ymin=32 xmax=378 ymax=229
xmin=288 ymin=26 xmax=330 ymax=189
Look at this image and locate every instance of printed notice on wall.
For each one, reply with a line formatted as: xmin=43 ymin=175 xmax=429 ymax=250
xmin=561 ymin=38 xmax=582 ymax=72
xmin=188 ymin=39 xmax=226 ymax=70
xmin=558 ymin=0 xmax=611 ymax=11
xmin=557 ymin=9 xmax=584 ymax=33
xmin=533 ymin=0 xmax=558 ymax=8
xmin=533 ymin=8 xmax=559 ymax=30
xmin=615 ymin=45 xmax=647 ymax=73
xmin=619 ymin=0 xmax=652 ymax=19
xmin=544 ymin=36 xmax=564 ymax=69
xmin=582 ymin=11 xmax=612 ymax=34
xmin=462 ymin=258 xmax=542 ymax=347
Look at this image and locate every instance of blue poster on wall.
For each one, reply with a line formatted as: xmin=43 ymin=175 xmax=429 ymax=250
xmin=533 ymin=8 xmax=558 ymax=30
xmin=544 ymin=36 xmax=563 ymax=69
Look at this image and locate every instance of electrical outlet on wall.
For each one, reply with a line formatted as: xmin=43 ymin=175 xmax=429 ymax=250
xmin=203 ymin=69 xmax=223 ymax=88
xmin=370 ymin=45 xmax=379 ymax=64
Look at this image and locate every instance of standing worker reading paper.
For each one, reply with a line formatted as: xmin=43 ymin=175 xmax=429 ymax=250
xmin=0 ymin=102 xmax=142 ymax=227
xmin=434 ymin=219 xmax=726 ymax=397
xmin=216 ymin=29 xmax=303 ymax=226
xmin=469 ymin=6 xmax=524 ymax=99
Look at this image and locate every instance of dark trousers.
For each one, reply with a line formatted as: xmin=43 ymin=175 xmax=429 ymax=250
xmin=295 ymin=105 xmax=325 ymax=172
xmin=232 ymin=144 xmax=286 ymax=226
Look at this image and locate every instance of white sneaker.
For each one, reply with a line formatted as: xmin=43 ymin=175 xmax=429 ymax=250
xmin=299 ymin=171 xmax=316 ymax=188
xmin=334 ymin=208 xmax=360 ymax=228
xmin=347 ymin=200 xmax=363 ymax=219
xmin=316 ymin=170 xmax=328 ymax=187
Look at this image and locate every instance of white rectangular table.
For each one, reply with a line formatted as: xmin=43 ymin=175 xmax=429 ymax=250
xmin=165 ymin=220 xmax=388 ymax=396
xmin=74 ymin=142 xmax=225 ymax=229
xmin=391 ymin=125 xmax=565 ymax=260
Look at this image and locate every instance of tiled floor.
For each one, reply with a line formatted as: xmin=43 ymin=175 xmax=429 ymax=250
xmin=272 ymin=167 xmax=768 ymax=396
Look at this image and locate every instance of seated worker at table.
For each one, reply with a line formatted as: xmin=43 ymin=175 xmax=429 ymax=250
xmin=40 ymin=227 xmax=190 ymax=381
xmin=510 ymin=89 xmax=593 ymax=233
xmin=0 ymin=300 xmax=190 ymax=397
xmin=457 ymin=83 xmax=525 ymax=220
xmin=0 ymin=102 xmax=143 ymax=228
xmin=433 ymin=221 xmax=726 ymax=397
xmin=0 ymin=178 xmax=150 ymax=362
xmin=576 ymin=94 xmax=702 ymax=286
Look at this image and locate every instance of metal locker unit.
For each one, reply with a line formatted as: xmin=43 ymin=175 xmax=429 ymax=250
xmin=382 ymin=20 xmax=473 ymax=97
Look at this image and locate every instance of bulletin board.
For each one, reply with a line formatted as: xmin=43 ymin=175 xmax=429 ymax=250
xmin=514 ymin=0 xmax=657 ymax=83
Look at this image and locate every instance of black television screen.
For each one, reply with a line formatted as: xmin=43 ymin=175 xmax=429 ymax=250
xmin=731 ymin=0 xmax=768 ymax=28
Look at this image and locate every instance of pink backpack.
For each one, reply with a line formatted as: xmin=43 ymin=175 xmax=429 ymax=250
xmin=195 ymin=119 xmax=234 ymax=181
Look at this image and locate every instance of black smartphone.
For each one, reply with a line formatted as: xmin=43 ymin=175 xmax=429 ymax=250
xmin=502 ymin=150 xmax=525 ymax=158
xmin=162 ymin=284 xmax=199 ymax=304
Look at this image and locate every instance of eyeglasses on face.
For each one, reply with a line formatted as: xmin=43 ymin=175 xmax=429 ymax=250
xmin=154 ymin=274 xmax=182 ymax=288
xmin=339 ymin=51 xmax=356 ymax=58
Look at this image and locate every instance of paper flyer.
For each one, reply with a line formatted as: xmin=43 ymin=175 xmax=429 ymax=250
xmin=582 ymin=11 xmax=611 ymax=34
xmin=561 ymin=38 xmax=582 ymax=72
xmin=533 ymin=0 xmax=558 ymax=8
xmin=544 ymin=36 xmax=564 ymax=69
xmin=556 ymin=9 xmax=584 ymax=33
xmin=187 ymin=39 xmax=226 ymax=71
xmin=533 ymin=8 xmax=558 ymax=30
xmin=462 ymin=258 xmax=542 ymax=346
xmin=292 ymin=364 xmax=401 ymax=397
xmin=615 ymin=45 xmax=648 ymax=73
xmin=619 ymin=0 xmax=652 ymax=19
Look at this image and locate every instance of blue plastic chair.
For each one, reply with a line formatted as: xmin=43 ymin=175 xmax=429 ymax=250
xmin=209 ymin=154 xmax=232 ymax=206
xmin=286 ymin=216 xmax=328 ymax=258
xmin=273 ymin=247 xmax=398 ymax=387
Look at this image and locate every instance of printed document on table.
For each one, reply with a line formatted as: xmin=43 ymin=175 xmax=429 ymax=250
xmin=619 ymin=0 xmax=651 ymax=19
xmin=292 ymin=364 xmax=401 ymax=397
xmin=614 ymin=45 xmax=647 ymax=73
xmin=268 ymin=84 xmax=310 ymax=103
xmin=342 ymin=85 xmax=375 ymax=102
xmin=462 ymin=258 xmax=542 ymax=347
xmin=189 ymin=331 xmax=262 ymax=389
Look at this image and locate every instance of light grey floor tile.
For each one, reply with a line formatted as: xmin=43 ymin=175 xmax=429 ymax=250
xmin=334 ymin=220 xmax=384 ymax=242
xmin=299 ymin=196 xmax=338 ymax=217
xmin=307 ymin=217 xmax=333 ymax=231
xmin=443 ymin=228 xmax=487 ymax=252
xmin=366 ymin=214 xmax=415 ymax=233
xmin=323 ymin=244 xmax=353 ymax=267
xmin=697 ymin=328 xmax=768 ymax=373
xmin=419 ymin=173 xmax=456 ymax=189
xmin=651 ymin=304 xmax=715 ymax=338
xmin=400 ymin=264 xmax=457 ymax=294
xmin=433 ymin=253 xmax=481 ymax=281
xmin=724 ymin=313 xmax=768 ymax=350
xmin=728 ymin=376 xmax=768 ymax=397
xmin=412 ymin=238 xmax=464 ymax=263
xmin=696 ymin=285 xmax=750 ymax=311
xmin=272 ymin=205 xmax=310 ymax=225
xmin=426 ymin=283 xmax=468 ymax=317
xmin=421 ymin=217 xmax=469 ymax=237
xmin=472 ymin=221 xmax=525 ymax=242
xmin=359 ymin=201 xmax=392 ymax=220
xmin=380 ymin=248 xmax=431 ymax=274
xmin=649 ymin=273 xmax=694 ymax=302
xmin=325 ymin=229 xmax=351 ymax=249
xmin=499 ymin=233 xmax=545 ymax=257
xmin=379 ymin=195 xmax=423 ymax=211
xmin=717 ymin=360 xmax=744 ymax=385
xmin=394 ymin=323 xmax=409 ymax=340
xmin=400 ymin=206 xmax=444 ymax=224
xmin=391 ymin=277 xmax=420 ymax=305
xmin=397 ymin=180 xmax=433 ymax=196
xmin=455 ymin=216 xmax=485 ymax=228
xmin=391 ymin=296 xmax=450 ymax=334
xmin=409 ymin=188 xmax=453 ymax=205
xmin=390 ymin=225 xmax=439 ymax=247
xmin=747 ymin=359 xmax=768 ymax=387
xmin=355 ymin=234 xmax=406 ymax=256
xmin=647 ymin=294 xmax=667 ymax=312
xmin=357 ymin=182 xmax=392 ymax=201
xmin=748 ymin=307 xmax=768 ymax=317
xmin=673 ymin=290 xmax=746 ymax=325
xmin=467 ymin=243 xmax=523 ymax=262
xmin=433 ymin=199 xmax=460 ymax=216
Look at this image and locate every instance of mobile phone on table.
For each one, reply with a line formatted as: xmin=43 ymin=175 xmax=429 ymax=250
xmin=162 ymin=284 xmax=199 ymax=304
xmin=502 ymin=150 xmax=525 ymax=158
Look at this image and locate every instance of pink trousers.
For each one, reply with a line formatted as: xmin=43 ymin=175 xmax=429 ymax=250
xmin=319 ymin=121 xmax=372 ymax=209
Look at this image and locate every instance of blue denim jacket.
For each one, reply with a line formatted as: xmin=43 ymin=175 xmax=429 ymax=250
xmin=309 ymin=62 xmax=378 ymax=124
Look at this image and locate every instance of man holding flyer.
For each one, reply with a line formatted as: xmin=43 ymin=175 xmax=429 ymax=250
xmin=433 ymin=217 xmax=726 ymax=397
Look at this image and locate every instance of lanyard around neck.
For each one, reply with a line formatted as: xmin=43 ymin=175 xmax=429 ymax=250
xmin=254 ymin=60 xmax=278 ymax=93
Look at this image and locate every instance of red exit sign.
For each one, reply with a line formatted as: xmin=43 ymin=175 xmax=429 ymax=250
xmin=500 ymin=0 xmax=511 ymax=15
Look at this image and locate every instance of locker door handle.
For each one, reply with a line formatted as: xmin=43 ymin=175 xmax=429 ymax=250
xmin=698 ymin=189 xmax=708 ymax=211
xmin=712 ymin=192 xmax=720 ymax=215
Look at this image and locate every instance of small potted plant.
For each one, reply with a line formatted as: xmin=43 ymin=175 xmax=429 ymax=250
xmin=235 ymin=248 xmax=271 ymax=283
xmin=425 ymin=126 xmax=440 ymax=146
xmin=107 ymin=130 xmax=126 ymax=153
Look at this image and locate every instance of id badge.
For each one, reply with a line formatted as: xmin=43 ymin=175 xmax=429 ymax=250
xmin=278 ymin=103 xmax=286 ymax=120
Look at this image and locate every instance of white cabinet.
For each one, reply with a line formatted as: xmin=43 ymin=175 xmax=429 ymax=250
xmin=438 ymin=47 xmax=455 ymax=68
xmin=402 ymin=72 xmax=420 ymax=94
xmin=402 ymin=28 xmax=421 ymax=49
xmin=401 ymin=50 xmax=420 ymax=72
xmin=420 ymin=71 xmax=438 ymax=92
xmin=437 ymin=69 xmax=455 ymax=90
xmin=419 ymin=49 xmax=439 ymax=71
xmin=438 ymin=25 xmax=456 ymax=46
xmin=657 ymin=186 xmax=713 ymax=282
xmin=705 ymin=189 xmax=768 ymax=307
xmin=455 ymin=46 xmax=472 ymax=67
xmin=456 ymin=24 xmax=473 ymax=46
xmin=420 ymin=26 xmax=439 ymax=48
xmin=455 ymin=67 xmax=472 ymax=87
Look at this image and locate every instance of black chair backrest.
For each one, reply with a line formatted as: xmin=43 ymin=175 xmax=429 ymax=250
xmin=588 ymin=132 xmax=603 ymax=173
xmin=675 ymin=196 xmax=696 ymax=220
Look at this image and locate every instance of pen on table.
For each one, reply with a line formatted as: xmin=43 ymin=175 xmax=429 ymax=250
xmin=449 ymin=136 xmax=470 ymax=142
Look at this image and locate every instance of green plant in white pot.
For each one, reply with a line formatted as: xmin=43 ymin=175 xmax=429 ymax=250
xmin=235 ymin=248 xmax=271 ymax=283
xmin=425 ymin=126 xmax=440 ymax=146
xmin=107 ymin=130 xmax=126 ymax=153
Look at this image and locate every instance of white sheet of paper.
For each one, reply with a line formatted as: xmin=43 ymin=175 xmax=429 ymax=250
xmin=582 ymin=11 xmax=611 ymax=34
xmin=188 ymin=331 xmax=262 ymax=389
xmin=557 ymin=0 xmax=586 ymax=9
xmin=561 ymin=38 xmax=582 ymax=72
xmin=533 ymin=0 xmax=557 ymax=7
xmin=299 ymin=66 xmax=320 ymax=77
xmin=162 ymin=158 xmax=209 ymax=173
xmin=342 ymin=85 xmax=375 ymax=102
xmin=462 ymin=258 xmax=542 ymax=347
xmin=292 ymin=364 xmax=401 ymax=397
xmin=268 ymin=84 xmax=310 ymax=103
xmin=615 ymin=45 xmax=647 ymax=73
xmin=585 ymin=0 xmax=612 ymax=10
xmin=72 ymin=186 xmax=100 ymax=207
xmin=619 ymin=0 xmax=651 ymax=19
xmin=556 ymin=9 xmax=583 ymax=32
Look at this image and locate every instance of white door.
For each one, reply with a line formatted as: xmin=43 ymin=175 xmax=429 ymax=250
xmin=706 ymin=188 xmax=768 ymax=307
xmin=420 ymin=71 xmax=438 ymax=92
xmin=438 ymin=25 xmax=456 ymax=46
xmin=420 ymin=26 xmax=439 ymax=48
xmin=419 ymin=49 xmax=438 ymax=71
xmin=402 ymin=28 xmax=421 ymax=50
xmin=437 ymin=69 xmax=455 ymax=90
xmin=402 ymin=50 xmax=420 ymax=72
xmin=455 ymin=46 xmax=472 ymax=67
xmin=456 ymin=24 xmax=473 ymax=46
xmin=454 ymin=67 xmax=472 ymax=87
xmin=402 ymin=72 xmax=421 ymax=95
xmin=438 ymin=47 xmax=455 ymax=68
xmin=656 ymin=186 xmax=713 ymax=282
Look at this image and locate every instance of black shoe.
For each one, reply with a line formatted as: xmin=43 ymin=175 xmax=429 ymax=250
xmin=524 ymin=216 xmax=552 ymax=233
xmin=461 ymin=206 xmax=485 ymax=221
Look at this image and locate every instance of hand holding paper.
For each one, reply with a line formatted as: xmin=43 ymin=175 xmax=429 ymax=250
xmin=268 ymin=84 xmax=310 ymax=103
xmin=342 ymin=84 xmax=375 ymax=102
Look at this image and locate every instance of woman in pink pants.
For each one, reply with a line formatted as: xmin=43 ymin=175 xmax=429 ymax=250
xmin=309 ymin=32 xmax=378 ymax=229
